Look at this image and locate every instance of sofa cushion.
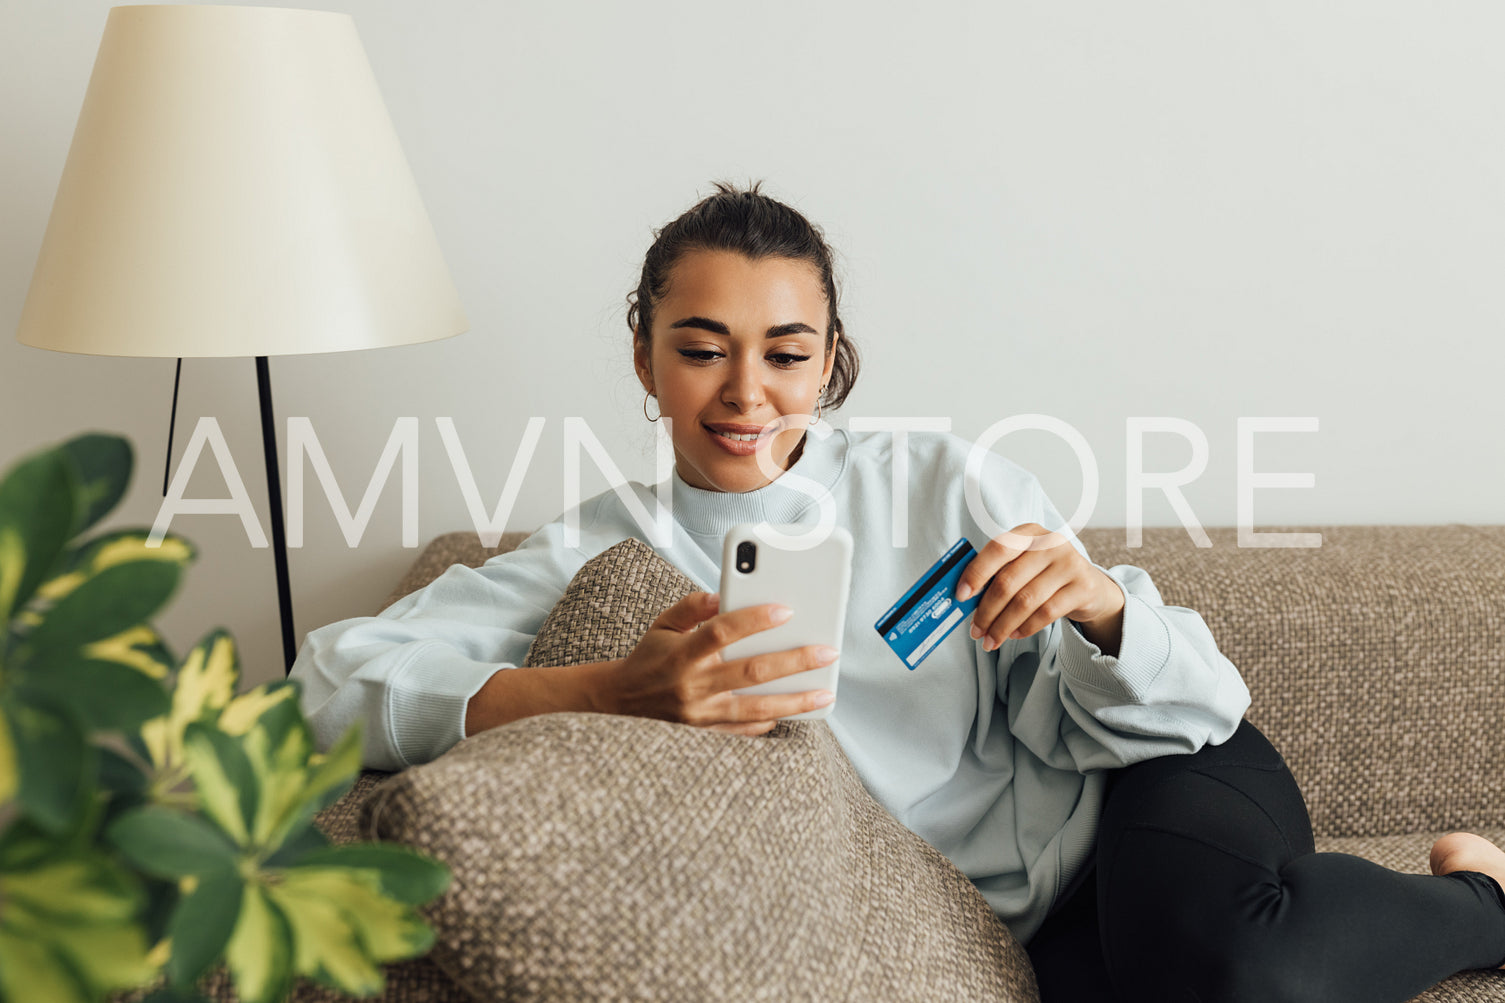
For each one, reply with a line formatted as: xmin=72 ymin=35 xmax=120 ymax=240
xmin=359 ymin=537 xmax=1039 ymax=1002
xmin=521 ymin=536 xmax=699 ymax=668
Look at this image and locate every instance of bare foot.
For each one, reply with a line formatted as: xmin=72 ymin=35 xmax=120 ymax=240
xmin=1430 ymin=831 xmax=1505 ymax=969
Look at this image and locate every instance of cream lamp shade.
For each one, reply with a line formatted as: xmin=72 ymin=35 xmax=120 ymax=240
xmin=15 ymin=3 xmax=469 ymax=357
xmin=15 ymin=4 xmax=469 ymax=675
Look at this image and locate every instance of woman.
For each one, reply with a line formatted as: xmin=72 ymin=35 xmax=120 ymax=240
xmin=291 ymin=181 xmax=1505 ymax=1001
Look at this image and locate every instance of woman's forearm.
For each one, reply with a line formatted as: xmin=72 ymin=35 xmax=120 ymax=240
xmin=463 ymin=660 xmax=621 ymax=736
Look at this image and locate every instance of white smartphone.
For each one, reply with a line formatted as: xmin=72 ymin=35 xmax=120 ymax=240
xmin=718 ymin=522 xmax=853 ymax=721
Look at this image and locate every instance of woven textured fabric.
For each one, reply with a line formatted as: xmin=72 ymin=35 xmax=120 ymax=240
xmin=523 ymin=537 xmax=698 ymax=667
xmin=1079 ymin=524 xmax=1505 ymax=838
xmin=359 ymin=537 xmax=1039 ymax=1002
xmin=362 ymin=714 xmax=1036 ymax=1003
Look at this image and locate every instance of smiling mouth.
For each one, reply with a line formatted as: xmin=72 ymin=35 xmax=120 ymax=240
xmin=709 ymin=428 xmax=770 ymax=442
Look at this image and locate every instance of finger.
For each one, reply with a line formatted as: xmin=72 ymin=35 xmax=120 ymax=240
xmin=691 ymin=602 xmax=794 ymax=659
xmin=981 ymin=563 xmax=1078 ymax=650
xmin=706 ymin=720 xmax=778 ymax=736
xmin=702 ymin=644 xmax=837 ymax=726
xmin=649 ymin=591 xmax=721 ymax=634
xmin=956 ymin=527 xmax=1041 ymax=602
xmin=969 ymin=548 xmax=1050 ymax=642
xmin=1009 ymin=577 xmax=1103 ymax=642
xmin=726 ymin=645 xmax=840 ymax=692
xmin=720 ymin=687 xmax=835 ymax=725
xmin=703 ymin=645 xmax=837 ymax=721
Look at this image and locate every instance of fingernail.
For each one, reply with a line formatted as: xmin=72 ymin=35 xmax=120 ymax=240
xmin=770 ymin=605 xmax=793 ymax=624
xmin=813 ymin=690 xmax=835 ymax=707
xmin=969 ymin=624 xmax=983 ymax=639
xmin=1009 ymin=629 xmax=1023 ymax=640
xmin=814 ymin=645 xmax=839 ymax=664
xmin=956 ymin=583 xmax=973 ymax=601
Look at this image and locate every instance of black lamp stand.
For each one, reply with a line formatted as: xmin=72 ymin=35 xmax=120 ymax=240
xmin=165 ymin=356 xmax=298 ymax=676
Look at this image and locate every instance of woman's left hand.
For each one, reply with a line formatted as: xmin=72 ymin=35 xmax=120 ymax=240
xmin=954 ymin=523 xmax=1125 ymax=651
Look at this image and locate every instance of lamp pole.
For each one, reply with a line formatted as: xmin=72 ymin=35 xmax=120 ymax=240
xmin=256 ymin=356 xmax=297 ymax=674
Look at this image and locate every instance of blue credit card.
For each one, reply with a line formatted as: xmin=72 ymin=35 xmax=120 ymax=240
xmin=874 ymin=538 xmax=981 ymax=670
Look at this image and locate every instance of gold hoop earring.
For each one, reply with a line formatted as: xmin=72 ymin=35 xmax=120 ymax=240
xmin=812 ymin=383 xmax=828 ymax=424
xmin=643 ymin=391 xmax=660 ymax=422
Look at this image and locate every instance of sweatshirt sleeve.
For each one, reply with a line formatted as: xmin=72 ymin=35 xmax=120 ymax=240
xmin=289 ymin=521 xmax=585 ymax=771
xmin=1001 ymin=478 xmax=1252 ymax=773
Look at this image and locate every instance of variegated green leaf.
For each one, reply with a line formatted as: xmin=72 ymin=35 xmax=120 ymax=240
xmin=74 ymin=529 xmax=196 ymax=577
xmin=107 ymin=806 xmax=240 ymax=879
xmin=21 ymin=659 xmax=170 ymax=734
xmin=2 ymin=690 xmax=90 ymax=833
xmin=244 ymin=720 xmax=311 ymax=850
xmin=265 ymin=867 xmax=420 ymax=994
xmin=301 ymin=723 xmax=363 ymax=816
xmin=0 ymin=526 xmax=25 ymax=647
xmin=276 ymin=867 xmax=433 ymax=963
xmin=262 ymin=825 xmax=330 ymax=869
xmin=224 ymin=884 xmax=294 ymax=1003
xmin=142 ymin=630 xmax=240 ymax=774
xmin=181 ymin=725 xmax=253 ymax=846
xmin=166 ymin=868 xmax=242 ymax=989
xmin=0 ymin=701 xmax=15 ymax=808
xmin=0 ymin=851 xmax=141 ymax=923
xmin=0 ymin=929 xmax=91 ymax=1003
xmin=29 ymin=531 xmax=195 ymax=628
xmin=244 ymin=716 xmax=360 ymax=851
xmin=83 ymin=624 xmax=174 ymax=681
xmin=291 ymin=843 xmax=451 ymax=905
xmin=0 ymin=848 xmax=156 ymax=996
xmin=23 ymin=560 xmax=181 ymax=655
xmin=0 ymin=447 xmax=75 ymax=629
xmin=217 ymin=682 xmax=297 ymax=737
xmin=57 ymin=433 xmax=132 ymax=538
xmin=31 ymin=912 xmax=158 ymax=999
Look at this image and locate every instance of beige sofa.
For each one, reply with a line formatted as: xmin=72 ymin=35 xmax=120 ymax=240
xmin=259 ymin=524 xmax=1505 ymax=1002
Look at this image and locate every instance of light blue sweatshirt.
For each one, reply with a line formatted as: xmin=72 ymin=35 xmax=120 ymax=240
xmin=290 ymin=426 xmax=1251 ymax=943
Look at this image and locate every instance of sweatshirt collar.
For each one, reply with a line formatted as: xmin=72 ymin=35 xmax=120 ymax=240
xmin=656 ymin=425 xmax=850 ymax=536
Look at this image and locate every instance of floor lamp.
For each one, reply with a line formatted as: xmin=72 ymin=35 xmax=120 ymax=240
xmin=14 ymin=6 xmax=468 ymax=675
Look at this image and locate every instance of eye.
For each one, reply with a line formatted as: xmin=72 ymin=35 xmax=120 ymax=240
xmin=678 ymin=349 xmax=722 ymax=363
xmin=770 ymin=353 xmax=812 ymax=367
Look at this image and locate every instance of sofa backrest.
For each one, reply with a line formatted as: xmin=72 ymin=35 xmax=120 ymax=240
xmin=1081 ymin=524 xmax=1505 ymax=838
xmin=386 ymin=525 xmax=1505 ymax=839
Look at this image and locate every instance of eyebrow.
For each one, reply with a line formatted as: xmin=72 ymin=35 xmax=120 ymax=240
xmin=668 ymin=316 xmax=819 ymax=338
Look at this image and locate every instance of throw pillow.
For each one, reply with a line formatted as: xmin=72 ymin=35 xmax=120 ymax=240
xmin=360 ymin=537 xmax=1039 ymax=1002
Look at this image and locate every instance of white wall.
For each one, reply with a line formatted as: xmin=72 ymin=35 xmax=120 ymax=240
xmin=4 ymin=1 xmax=1502 ymax=688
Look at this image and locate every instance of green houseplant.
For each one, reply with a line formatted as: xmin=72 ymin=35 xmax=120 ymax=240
xmin=0 ymin=432 xmax=449 ymax=1003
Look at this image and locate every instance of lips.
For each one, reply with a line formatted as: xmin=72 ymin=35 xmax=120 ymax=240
xmin=704 ymin=421 xmax=780 ymax=440
xmin=702 ymin=420 xmax=788 ymax=457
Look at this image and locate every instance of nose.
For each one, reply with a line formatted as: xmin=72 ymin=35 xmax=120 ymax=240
xmin=719 ymin=355 xmax=766 ymax=412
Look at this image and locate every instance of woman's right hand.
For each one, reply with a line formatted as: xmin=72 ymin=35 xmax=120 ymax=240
xmin=605 ymin=591 xmax=839 ymax=736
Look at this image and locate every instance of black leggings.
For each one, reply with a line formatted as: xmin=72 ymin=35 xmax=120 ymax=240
xmin=1025 ymin=719 xmax=1505 ymax=1003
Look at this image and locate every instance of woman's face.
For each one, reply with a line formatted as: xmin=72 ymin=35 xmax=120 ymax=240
xmin=635 ymin=249 xmax=839 ymax=493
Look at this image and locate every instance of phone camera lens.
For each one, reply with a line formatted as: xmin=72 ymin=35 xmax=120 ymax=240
xmin=736 ymin=541 xmax=757 ymax=574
